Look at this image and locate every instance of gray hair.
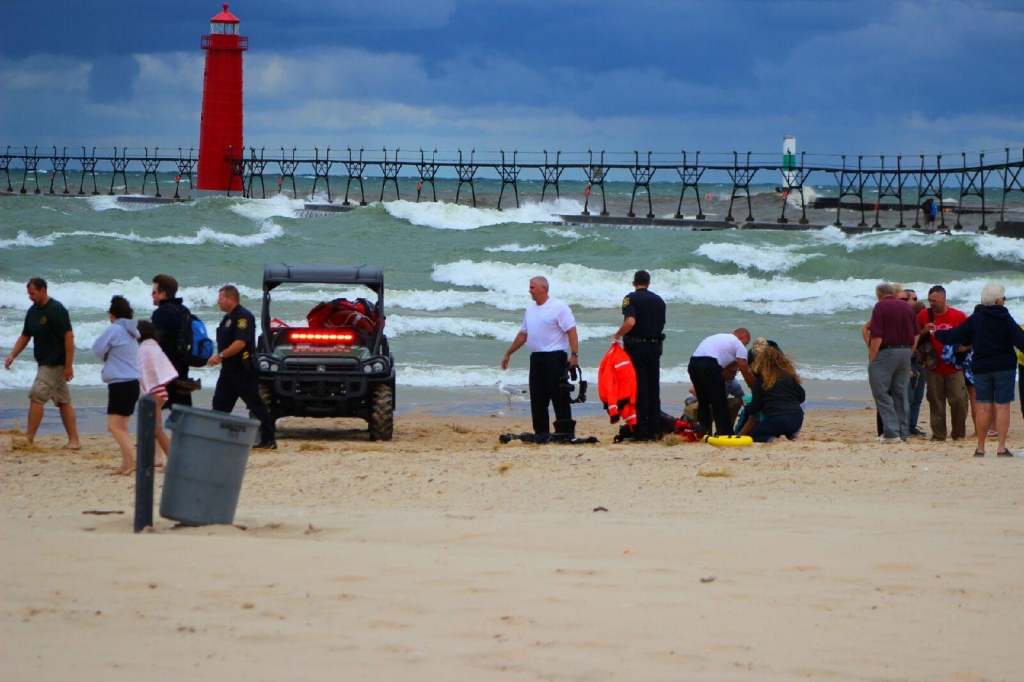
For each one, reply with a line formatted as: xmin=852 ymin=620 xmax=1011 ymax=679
xmin=530 ymin=276 xmax=550 ymax=291
xmin=875 ymin=282 xmax=896 ymax=298
xmin=980 ymin=282 xmax=1005 ymax=306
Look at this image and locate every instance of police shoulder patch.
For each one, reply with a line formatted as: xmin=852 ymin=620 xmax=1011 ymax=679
xmin=237 ymin=318 xmax=248 ymax=330
xmin=621 ymin=297 xmax=631 ymax=308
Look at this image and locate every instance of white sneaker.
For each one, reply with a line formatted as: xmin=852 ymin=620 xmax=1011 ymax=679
xmin=876 ymin=436 xmax=902 ymax=443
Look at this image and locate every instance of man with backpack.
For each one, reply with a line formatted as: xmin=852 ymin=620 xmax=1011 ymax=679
xmin=151 ymin=274 xmax=196 ymax=409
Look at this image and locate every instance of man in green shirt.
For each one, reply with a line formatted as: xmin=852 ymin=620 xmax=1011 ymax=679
xmin=4 ymin=277 xmax=81 ymax=449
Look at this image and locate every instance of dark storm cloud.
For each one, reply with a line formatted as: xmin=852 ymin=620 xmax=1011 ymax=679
xmin=1 ymin=0 xmax=1021 ymax=155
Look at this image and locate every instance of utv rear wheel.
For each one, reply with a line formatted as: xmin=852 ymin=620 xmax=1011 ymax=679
xmin=368 ymin=384 xmax=394 ymax=441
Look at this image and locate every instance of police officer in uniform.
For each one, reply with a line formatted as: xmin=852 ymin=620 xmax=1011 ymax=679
xmin=612 ymin=270 xmax=667 ymax=441
xmin=207 ymin=285 xmax=277 ymax=449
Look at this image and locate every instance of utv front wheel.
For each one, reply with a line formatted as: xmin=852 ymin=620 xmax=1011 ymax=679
xmin=368 ymin=384 xmax=394 ymax=441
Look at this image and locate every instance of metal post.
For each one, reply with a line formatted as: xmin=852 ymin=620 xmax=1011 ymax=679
xmin=134 ymin=394 xmax=156 ymax=533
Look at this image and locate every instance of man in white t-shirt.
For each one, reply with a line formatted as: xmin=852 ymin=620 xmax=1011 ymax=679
xmin=687 ymin=328 xmax=756 ymax=436
xmin=501 ymin=276 xmax=580 ymax=437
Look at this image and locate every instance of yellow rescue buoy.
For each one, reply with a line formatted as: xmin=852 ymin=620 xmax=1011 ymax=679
xmin=704 ymin=434 xmax=753 ymax=447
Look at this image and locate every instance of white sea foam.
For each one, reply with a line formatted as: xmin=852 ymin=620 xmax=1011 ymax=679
xmin=784 ymin=185 xmax=818 ymax=208
xmin=0 ymin=278 xmax=264 ymax=314
xmin=799 ymin=365 xmax=868 ymax=382
xmin=388 ymin=289 xmax=521 ymax=312
xmin=385 ymin=314 xmax=617 ymax=341
xmin=972 ymin=233 xmax=1024 ymax=264
xmin=0 ymin=363 xmax=220 ymax=390
xmin=541 ymin=227 xmax=584 ymax=240
xmin=809 ymin=228 xmax=1024 ymax=265
xmin=0 ymin=223 xmax=284 ymax=249
xmin=4 ymin=266 xmax=1022 ymax=324
xmin=484 ymin=243 xmax=550 ymax=253
xmin=228 ymin=193 xmax=306 ymax=221
xmin=658 ymin=362 xmax=865 ymax=384
xmin=383 ymin=197 xmax=584 ymax=230
xmin=395 ymin=365 xmax=530 ymax=388
xmin=397 ymin=363 xmax=687 ymax=388
xmin=0 ymin=358 xmax=868 ymax=391
xmin=0 ymin=320 xmax=112 ymax=351
xmin=429 ymin=260 xmax=1024 ymax=315
xmin=694 ymin=242 xmax=822 ymax=273
xmin=0 ymin=231 xmax=57 ymax=249
xmin=836 ymin=229 xmax=946 ymax=251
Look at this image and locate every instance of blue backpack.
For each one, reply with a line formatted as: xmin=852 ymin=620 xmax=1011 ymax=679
xmin=176 ymin=305 xmax=215 ymax=367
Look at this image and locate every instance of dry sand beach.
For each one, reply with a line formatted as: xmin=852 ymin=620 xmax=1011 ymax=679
xmin=2 ymin=405 xmax=1023 ymax=681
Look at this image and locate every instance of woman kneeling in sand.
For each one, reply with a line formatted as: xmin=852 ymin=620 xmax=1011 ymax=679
xmin=136 ymin=321 xmax=178 ymax=466
xmin=738 ymin=344 xmax=805 ymax=443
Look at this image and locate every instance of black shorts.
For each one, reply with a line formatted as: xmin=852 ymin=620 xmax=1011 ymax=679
xmin=107 ymin=380 xmax=140 ymax=417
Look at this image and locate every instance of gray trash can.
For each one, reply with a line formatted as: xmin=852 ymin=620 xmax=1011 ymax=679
xmin=160 ymin=405 xmax=260 ymax=526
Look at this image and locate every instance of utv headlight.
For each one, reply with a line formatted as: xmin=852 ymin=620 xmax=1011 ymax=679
xmin=363 ymin=359 xmax=387 ymax=373
xmin=259 ymin=359 xmax=271 ymax=371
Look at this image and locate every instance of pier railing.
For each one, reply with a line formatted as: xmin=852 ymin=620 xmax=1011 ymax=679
xmin=2 ymin=145 xmax=1022 ymax=230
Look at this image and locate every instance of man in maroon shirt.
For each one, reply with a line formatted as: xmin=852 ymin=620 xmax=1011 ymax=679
xmin=918 ymin=285 xmax=968 ymax=441
xmin=868 ymin=283 xmax=920 ymax=442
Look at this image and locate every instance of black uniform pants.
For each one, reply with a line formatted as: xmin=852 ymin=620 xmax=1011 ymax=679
xmin=625 ymin=341 xmax=662 ymax=439
xmin=528 ymin=351 xmax=572 ymax=434
xmin=688 ymin=356 xmax=732 ymax=436
xmin=212 ymin=368 xmax=276 ymax=442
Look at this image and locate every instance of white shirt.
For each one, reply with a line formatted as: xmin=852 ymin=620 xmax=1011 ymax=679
xmin=692 ymin=333 xmax=748 ymax=368
xmin=520 ymin=297 xmax=576 ymax=353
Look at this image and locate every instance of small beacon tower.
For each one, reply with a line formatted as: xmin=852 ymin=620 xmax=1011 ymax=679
xmin=196 ymin=4 xmax=247 ymax=195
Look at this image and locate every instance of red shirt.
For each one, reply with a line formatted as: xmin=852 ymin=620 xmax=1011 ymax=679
xmin=918 ymin=306 xmax=967 ymax=375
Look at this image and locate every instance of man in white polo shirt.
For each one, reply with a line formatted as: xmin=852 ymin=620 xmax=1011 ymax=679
xmin=501 ymin=276 xmax=580 ymax=438
xmin=687 ymin=328 xmax=756 ymax=437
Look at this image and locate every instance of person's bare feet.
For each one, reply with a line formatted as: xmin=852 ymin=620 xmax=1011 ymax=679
xmin=155 ymin=458 xmax=166 ymax=468
xmin=63 ymin=441 xmax=82 ymax=451
xmin=110 ymin=463 xmax=135 ymax=476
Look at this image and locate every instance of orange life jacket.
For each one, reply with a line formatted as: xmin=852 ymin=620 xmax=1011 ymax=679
xmin=598 ymin=343 xmax=637 ymax=426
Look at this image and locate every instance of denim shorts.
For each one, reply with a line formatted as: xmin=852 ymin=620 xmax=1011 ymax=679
xmin=973 ymin=369 xmax=1016 ymax=404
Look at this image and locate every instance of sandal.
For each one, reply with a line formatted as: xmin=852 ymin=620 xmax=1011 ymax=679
xmin=996 ymin=449 xmax=1013 ymax=457
xmin=973 ymin=451 xmax=985 ymax=457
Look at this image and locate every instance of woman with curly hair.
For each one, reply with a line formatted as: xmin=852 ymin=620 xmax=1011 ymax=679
xmin=738 ymin=345 xmax=805 ymax=443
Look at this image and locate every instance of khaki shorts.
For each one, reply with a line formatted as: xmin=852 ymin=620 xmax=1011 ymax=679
xmin=29 ymin=365 xmax=72 ymax=405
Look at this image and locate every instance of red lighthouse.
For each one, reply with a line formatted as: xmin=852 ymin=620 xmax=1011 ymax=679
xmin=196 ymin=4 xmax=247 ymax=195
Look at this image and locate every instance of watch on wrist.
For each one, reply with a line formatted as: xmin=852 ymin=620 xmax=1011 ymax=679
xmin=571 ymin=352 xmax=579 ymax=357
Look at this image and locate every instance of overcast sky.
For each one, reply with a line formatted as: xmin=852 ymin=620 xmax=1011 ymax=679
xmin=2 ymin=0 xmax=1022 ymax=162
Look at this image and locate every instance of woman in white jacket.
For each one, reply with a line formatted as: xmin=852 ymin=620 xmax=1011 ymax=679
xmin=136 ymin=321 xmax=178 ymax=464
xmin=91 ymin=296 xmax=140 ymax=475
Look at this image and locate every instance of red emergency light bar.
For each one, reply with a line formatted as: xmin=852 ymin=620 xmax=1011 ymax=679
xmin=289 ymin=331 xmax=355 ymax=343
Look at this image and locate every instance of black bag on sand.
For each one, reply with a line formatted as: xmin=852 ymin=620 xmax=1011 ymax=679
xmin=499 ymin=420 xmax=599 ymax=445
xmin=915 ymin=309 xmax=937 ymax=370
